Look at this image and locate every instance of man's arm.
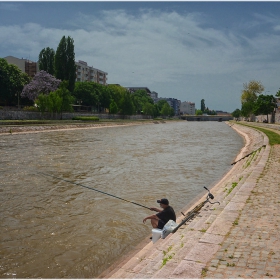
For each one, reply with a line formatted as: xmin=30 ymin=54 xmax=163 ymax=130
xmin=149 ymin=207 xmax=162 ymax=212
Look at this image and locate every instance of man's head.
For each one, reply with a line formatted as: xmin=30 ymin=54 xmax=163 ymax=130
xmin=157 ymin=198 xmax=169 ymax=209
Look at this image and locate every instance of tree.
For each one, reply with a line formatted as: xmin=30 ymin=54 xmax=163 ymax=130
xmin=131 ymin=90 xmax=154 ymax=114
xmin=195 ymin=109 xmax=203 ymax=115
xmin=55 ymin=81 xmax=74 ymax=113
xmin=47 ymin=91 xmax=63 ymax=119
xmin=90 ymin=82 xmax=109 ymax=112
xmin=241 ymin=80 xmax=264 ymax=104
xmin=157 ymin=100 xmax=169 ymax=112
xmin=161 ymin=103 xmax=171 ymax=117
xmin=35 ymin=82 xmax=73 ymax=119
xmin=35 ymin=93 xmax=49 ymax=117
xmin=21 ymin=70 xmax=61 ymax=101
xmin=109 ymin=100 xmax=119 ymax=114
xmin=153 ymin=104 xmax=160 ymax=118
xmin=0 ymin=58 xmax=30 ymax=106
xmin=253 ymin=94 xmax=276 ymax=123
xmin=240 ymin=80 xmax=264 ymax=117
xmin=169 ymin=107 xmax=175 ymax=117
xmin=55 ymin=36 xmax=76 ymax=92
xmin=73 ymin=82 xmax=97 ymax=106
xmin=107 ymin=84 xmax=126 ymax=109
xmin=119 ymin=91 xmax=135 ymax=115
xmin=201 ymin=99 xmax=205 ymax=112
xmin=241 ymin=101 xmax=256 ymax=119
xmin=38 ymin=47 xmax=55 ymax=75
xmin=142 ymin=102 xmax=154 ymax=116
xmin=232 ymin=108 xmax=241 ymax=119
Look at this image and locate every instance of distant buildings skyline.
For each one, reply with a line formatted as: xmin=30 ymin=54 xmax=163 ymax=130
xmin=3 ymin=55 xmax=198 ymax=115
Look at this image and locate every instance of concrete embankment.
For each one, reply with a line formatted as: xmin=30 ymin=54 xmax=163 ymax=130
xmin=100 ymin=122 xmax=279 ymax=279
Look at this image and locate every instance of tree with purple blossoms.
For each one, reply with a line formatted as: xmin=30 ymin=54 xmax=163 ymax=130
xmin=21 ymin=70 xmax=61 ymax=101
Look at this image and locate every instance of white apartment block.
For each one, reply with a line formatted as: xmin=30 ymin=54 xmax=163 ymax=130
xmin=75 ymin=60 xmax=108 ymax=85
xmin=180 ymin=101 xmax=196 ymax=115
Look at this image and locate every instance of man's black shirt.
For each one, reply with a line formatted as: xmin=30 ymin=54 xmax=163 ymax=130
xmin=156 ymin=206 xmax=176 ymax=224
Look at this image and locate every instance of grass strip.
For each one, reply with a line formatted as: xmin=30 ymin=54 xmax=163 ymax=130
xmin=234 ymin=122 xmax=280 ymax=145
xmin=72 ymin=116 xmax=100 ymax=121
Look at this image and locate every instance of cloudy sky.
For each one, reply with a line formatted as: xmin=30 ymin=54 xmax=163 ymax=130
xmin=1 ymin=1 xmax=280 ymax=112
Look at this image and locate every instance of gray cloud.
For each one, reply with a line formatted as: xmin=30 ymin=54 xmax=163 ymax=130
xmin=1 ymin=8 xmax=280 ymax=111
xmin=0 ymin=3 xmax=21 ymax=11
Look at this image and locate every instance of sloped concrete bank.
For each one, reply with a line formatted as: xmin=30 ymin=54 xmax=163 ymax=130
xmin=100 ymin=123 xmax=272 ymax=279
xmin=0 ymin=121 xmax=160 ymax=135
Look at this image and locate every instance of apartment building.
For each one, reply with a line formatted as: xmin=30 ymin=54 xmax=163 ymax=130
xmin=180 ymin=101 xmax=196 ymax=115
xmin=150 ymin=91 xmax=159 ymax=102
xmin=4 ymin=56 xmax=38 ymax=77
xmin=75 ymin=60 xmax=108 ymax=85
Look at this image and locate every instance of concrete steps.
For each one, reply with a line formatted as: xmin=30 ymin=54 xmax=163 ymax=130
xmin=106 ymin=125 xmax=269 ymax=279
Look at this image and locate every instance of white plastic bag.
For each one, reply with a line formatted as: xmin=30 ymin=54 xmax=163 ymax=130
xmin=161 ymin=220 xmax=178 ymax=239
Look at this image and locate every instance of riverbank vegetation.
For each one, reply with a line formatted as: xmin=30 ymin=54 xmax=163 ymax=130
xmin=236 ymin=122 xmax=280 ymax=145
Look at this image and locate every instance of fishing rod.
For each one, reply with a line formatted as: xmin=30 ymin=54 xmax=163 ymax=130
xmin=37 ymin=171 xmax=152 ymax=210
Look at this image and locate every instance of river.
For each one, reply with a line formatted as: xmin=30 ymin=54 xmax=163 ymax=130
xmin=0 ymin=121 xmax=243 ymax=278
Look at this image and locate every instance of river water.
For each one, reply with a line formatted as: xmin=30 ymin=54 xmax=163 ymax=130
xmin=0 ymin=121 xmax=243 ymax=278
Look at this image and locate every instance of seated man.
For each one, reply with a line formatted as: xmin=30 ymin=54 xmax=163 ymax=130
xmin=143 ymin=198 xmax=176 ymax=229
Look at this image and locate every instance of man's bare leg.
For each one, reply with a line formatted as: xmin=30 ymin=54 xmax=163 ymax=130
xmin=151 ymin=218 xmax=159 ymax=228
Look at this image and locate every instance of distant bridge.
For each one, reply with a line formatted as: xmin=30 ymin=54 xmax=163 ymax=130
xmin=181 ymin=115 xmax=233 ymax=121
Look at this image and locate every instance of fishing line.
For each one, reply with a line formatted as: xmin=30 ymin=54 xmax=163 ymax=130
xmin=37 ymin=171 xmax=151 ymax=210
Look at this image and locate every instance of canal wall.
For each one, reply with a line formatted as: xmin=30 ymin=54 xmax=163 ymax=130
xmin=181 ymin=115 xmax=233 ymax=121
xmin=0 ymin=110 xmax=152 ymax=120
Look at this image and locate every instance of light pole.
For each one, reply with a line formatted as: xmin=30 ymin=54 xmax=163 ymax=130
xmin=15 ymin=92 xmax=19 ymax=109
xmin=77 ymin=100 xmax=82 ymax=111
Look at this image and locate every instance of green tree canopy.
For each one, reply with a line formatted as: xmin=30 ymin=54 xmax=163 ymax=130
xmin=55 ymin=81 xmax=74 ymax=113
xmin=153 ymin=104 xmax=160 ymax=118
xmin=55 ymin=35 xmax=76 ymax=92
xmin=160 ymin=103 xmax=171 ymax=117
xmin=156 ymin=100 xmax=169 ymax=112
xmin=73 ymin=82 xmax=98 ymax=107
xmin=47 ymin=91 xmax=63 ymax=119
xmin=0 ymin=58 xmax=30 ymax=106
xmin=119 ymin=91 xmax=135 ymax=115
xmin=232 ymin=108 xmax=241 ymax=119
xmin=131 ymin=90 xmax=154 ymax=114
xmin=142 ymin=102 xmax=154 ymax=116
xmin=38 ymin=47 xmax=55 ymax=75
xmin=107 ymin=84 xmax=128 ymax=109
xmin=109 ymin=100 xmax=119 ymax=114
xmin=253 ymin=94 xmax=276 ymax=122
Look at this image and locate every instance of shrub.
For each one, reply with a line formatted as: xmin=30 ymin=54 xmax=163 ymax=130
xmin=72 ymin=116 xmax=99 ymax=121
xmin=23 ymin=106 xmax=38 ymax=112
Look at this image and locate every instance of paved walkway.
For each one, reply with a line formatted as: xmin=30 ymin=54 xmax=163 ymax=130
xmin=204 ymin=144 xmax=280 ymax=278
xmin=101 ymin=123 xmax=280 ymax=279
